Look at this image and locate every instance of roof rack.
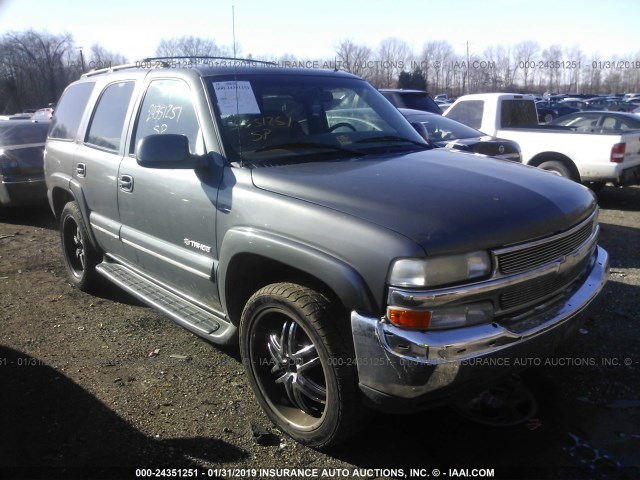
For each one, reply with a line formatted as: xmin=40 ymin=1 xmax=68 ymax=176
xmin=81 ymin=56 xmax=277 ymax=78
xmin=140 ymin=56 xmax=277 ymax=66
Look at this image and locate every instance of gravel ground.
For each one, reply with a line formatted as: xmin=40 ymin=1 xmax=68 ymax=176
xmin=0 ymin=186 xmax=639 ymax=480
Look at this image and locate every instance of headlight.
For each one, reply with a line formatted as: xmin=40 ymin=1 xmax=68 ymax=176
xmin=389 ymin=251 xmax=491 ymax=288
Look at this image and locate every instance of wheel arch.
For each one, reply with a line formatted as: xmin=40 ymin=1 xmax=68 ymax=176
xmin=218 ymin=228 xmax=379 ymax=327
xmin=49 ymin=179 xmax=101 ymax=252
xmin=528 ymin=152 xmax=581 ymax=182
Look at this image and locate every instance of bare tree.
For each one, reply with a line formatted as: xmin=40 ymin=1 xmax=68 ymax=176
xmin=375 ymin=37 xmax=411 ymax=88
xmin=0 ymin=30 xmax=75 ymax=111
xmin=334 ymin=38 xmax=373 ymax=79
xmin=155 ymin=36 xmax=234 ymax=58
xmin=420 ymin=41 xmax=454 ymax=93
xmin=88 ymin=44 xmax=128 ymax=69
xmin=514 ymin=40 xmax=539 ymax=90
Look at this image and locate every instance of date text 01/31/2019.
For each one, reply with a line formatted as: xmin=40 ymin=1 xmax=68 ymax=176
xmin=519 ymin=60 xmax=640 ymax=70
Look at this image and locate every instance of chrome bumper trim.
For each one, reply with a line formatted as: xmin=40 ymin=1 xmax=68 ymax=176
xmin=351 ymin=246 xmax=609 ymax=403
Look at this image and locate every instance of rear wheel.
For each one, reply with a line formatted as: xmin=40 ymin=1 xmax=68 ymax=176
xmin=239 ymin=283 xmax=363 ymax=449
xmin=538 ymin=160 xmax=574 ymax=181
xmin=60 ymin=202 xmax=101 ymax=291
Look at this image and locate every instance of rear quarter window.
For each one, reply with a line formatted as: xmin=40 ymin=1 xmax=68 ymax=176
xmin=49 ymin=82 xmax=95 ymax=141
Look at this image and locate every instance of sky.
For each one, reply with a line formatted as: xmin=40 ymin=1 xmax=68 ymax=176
xmin=0 ymin=0 xmax=638 ymax=63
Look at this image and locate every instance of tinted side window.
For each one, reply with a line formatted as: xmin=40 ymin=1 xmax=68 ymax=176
xmin=132 ymin=79 xmax=200 ymax=155
xmin=49 ymin=82 xmax=95 ymax=140
xmin=446 ymin=100 xmax=484 ymax=129
xmin=85 ymin=81 xmax=135 ymax=152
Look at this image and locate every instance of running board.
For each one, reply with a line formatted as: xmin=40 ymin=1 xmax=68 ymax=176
xmin=95 ymin=262 xmax=236 ymax=344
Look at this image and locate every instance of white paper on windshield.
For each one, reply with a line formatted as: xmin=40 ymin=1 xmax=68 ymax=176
xmin=213 ymin=81 xmax=261 ymax=115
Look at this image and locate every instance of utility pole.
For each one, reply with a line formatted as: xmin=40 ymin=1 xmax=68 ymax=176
xmin=466 ymin=41 xmax=470 ymax=95
xmin=78 ymin=47 xmax=85 ymax=73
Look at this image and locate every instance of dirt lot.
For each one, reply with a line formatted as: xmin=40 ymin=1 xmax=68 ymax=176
xmin=0 ymin=186 xmax=639 ymax=480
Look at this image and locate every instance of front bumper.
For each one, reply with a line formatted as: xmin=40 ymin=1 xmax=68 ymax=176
xmin=351 ymin=246 xmax=609 ymax=413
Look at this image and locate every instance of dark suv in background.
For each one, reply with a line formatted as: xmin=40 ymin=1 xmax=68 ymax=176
xmin=0 ymin=119 xmax=50 ymax=217
xmin=44 ymin=58 xmax=608 ymax=449
xmin=379 ymin=88 xmax=442 ymax=114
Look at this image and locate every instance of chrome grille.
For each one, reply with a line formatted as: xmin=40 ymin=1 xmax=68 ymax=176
xmin=499 ymin=255 xmax=591 ymax=311
xmin=496 ymin=216 xmax=595 ymax=275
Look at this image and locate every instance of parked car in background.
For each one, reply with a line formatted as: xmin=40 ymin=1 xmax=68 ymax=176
xmin=0 ymin=112 xmax=34 ymax=121
xmin=557 ymin=99 xmax=593 ymax=110
xmin=32 ymin=108 xmax=54 ymax=121
xmin=585 ymin=96 xmax=618 ymax=109
xmin=549 ymin=111 xmax=640 ymax=131
xmin=445 ymin=93 xmax=640 ymax=188
xmin=379 ymin=88 xmax=442 ymax=114
xmin=0 ymin=120 xmax=50 ymax=217
xmin=435 ymin=99 xmax=453 ymax=113
xmin=399 ymin=108 xmax=521 ymax=162
xmin=535 ymin=101 xmax=580 ymax=123
xmin=601 ymin=99 xmax=637 ymax=112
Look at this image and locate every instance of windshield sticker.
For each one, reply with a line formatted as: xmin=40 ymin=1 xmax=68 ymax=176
xmin=213 ymin=81 xmax=261 ymax=115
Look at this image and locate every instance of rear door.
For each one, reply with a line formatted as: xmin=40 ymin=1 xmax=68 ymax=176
xmin=73 ymin=80 xmax=137 ymax=256
xmin=117 ymin=77 xmax=224 ymax=312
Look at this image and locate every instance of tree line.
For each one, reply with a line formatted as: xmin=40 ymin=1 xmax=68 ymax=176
xmin=2 ymin=29 xmax=640 ymax=114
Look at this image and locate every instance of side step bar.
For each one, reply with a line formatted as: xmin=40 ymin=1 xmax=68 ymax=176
xmin=95 ymin=262 xmax=237 ymax=344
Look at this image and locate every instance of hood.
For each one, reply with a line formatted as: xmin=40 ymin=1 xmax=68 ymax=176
xmin=251 ymin=150 xmax=596 ymax=255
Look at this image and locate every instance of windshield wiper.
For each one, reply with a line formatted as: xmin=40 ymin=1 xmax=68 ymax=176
xmin=254 ymin=141 xmax=361 ymax=156
xmin=355 ymin=135 xmax=431 ymax=149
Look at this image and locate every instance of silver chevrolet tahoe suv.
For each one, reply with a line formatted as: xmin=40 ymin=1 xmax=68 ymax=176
xmin=44 ymin=57 xmax=609 ymax=448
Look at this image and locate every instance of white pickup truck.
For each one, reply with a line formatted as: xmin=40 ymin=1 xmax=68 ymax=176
xmin=444 ymin=93 xmax=640 ymax=188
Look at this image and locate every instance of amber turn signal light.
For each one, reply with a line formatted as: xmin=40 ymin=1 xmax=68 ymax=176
xmin=387 ymin=309 xmax=432 ymax=329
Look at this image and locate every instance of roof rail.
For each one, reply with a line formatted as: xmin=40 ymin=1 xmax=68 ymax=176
xmin=80 ymin=56 xmax=278 ymax=78
xmin=140 ymin=56 xmax=277 ymax=66
xmin=81 ymin=62 xmax=143 ymax=78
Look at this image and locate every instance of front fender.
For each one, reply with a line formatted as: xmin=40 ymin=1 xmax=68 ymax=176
xmin=217 ymin=227 xmax=378 ymax=316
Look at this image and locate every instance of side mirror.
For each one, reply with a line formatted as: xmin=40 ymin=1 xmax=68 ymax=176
xmin=136 ymin=134 xmax=207 ymax=169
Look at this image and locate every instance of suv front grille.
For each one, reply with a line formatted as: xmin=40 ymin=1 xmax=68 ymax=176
xmin=495 ymin=215 xmax=596 ymax=275
xmin=498 ymin=254 xmax=592 ymax=311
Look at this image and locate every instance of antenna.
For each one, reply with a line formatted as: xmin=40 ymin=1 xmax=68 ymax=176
xmin=232 ymin=5 xmax=237 ymax=59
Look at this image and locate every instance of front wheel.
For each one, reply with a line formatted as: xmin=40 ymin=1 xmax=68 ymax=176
xmin=60 ymin=201 xmax=101 ymax=291
xmin=240 ymin=283 xmax=363 ymax=449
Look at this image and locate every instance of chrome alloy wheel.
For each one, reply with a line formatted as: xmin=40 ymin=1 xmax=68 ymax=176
xmin=249 ymin=309 xmax=328 ymax=430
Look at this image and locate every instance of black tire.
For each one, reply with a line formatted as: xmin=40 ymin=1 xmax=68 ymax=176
xmin=587 ymin=181 xmax=606 ymax=192
xmin=239 ymin=283 xmax=363 ymax=449
xmin=60 ymin=201 xmax=101 ymax=291
xmin=538 ymin=160 xmax=574 ymax=180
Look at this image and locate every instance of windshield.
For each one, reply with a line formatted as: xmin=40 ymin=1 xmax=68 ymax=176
xmin=207 ymin=74 xmax=427 ymax=165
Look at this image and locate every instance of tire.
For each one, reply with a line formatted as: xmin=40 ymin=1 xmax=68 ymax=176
xmin=543 ymin=113 xmax=554 ymax=123
xmin=239 ymin=283 xmax=363 ymax=449
xmin=538 ymin=160 xmax=573 ymax=180
xmin=60 ymin=201 xmax=101 ymax=291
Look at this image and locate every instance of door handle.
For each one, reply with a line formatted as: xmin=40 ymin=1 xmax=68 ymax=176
xmin=119 ymin=175 xmax=134 ymax=192
xmin=76 ymin=163 xmax=86 ymax=177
